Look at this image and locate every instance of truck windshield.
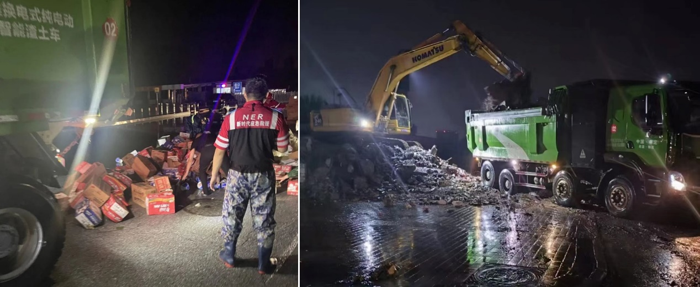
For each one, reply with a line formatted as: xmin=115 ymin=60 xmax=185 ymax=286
xmin=668 ymin=89 xmax=700 ymax=134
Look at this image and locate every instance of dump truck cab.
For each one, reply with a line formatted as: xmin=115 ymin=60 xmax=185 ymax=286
xmin=467 ymin=79 xmax=700 ymax=218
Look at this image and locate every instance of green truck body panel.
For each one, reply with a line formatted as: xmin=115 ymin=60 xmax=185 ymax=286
xmin=466 ymin=107 xmax=559 ymax=163
xmin=0 ymin=0 xmax=130 ymax=135
xmin=466 ymin=82 xmax=673 ymax=169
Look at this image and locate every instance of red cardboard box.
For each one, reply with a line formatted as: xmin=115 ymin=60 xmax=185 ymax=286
xmin=69 ymin=191 xmax=86 ymax=209
xmin=103 ymin=175 xmax=127 ymax=193
xmin=102 ymin=195 xmax=129 ymax=223
xmin=151 ymin=176 xmax=173 ymax=193
xmin=138 ymin=146 xmax=153 ymax=158
xmin=146 ymin=193 xmax=175 ymax=215
xmin=273 ymin=164 xmax=293 ymax=179
xmin=287 ymin=180 xmax=299 ymax=196
xmin=75 ymin=161 xmax=92 ymax=174
xmin=111 ymin=172 xmax=132 ymax=187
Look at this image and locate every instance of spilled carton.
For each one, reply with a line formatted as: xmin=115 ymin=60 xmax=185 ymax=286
xmin=75 ymin=198 xmax=103 ymax=229
xmin=287 ymin=179 xmax=299 ymax=196
xmin=131 ymin=182 xmax=158 ymax=208
xmin=146 ymin=193 xmax=175 ymax=215
xmin=133 ymin=155 xmax=158 ymax=181
xmin=102 ymin=195 xmax=130 ymax=223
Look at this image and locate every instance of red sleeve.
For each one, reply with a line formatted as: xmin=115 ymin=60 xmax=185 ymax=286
xmin=275 ymin=112 xmax=289 ymax=151
xmin=214 ymin=114 xmax=230 ymax=150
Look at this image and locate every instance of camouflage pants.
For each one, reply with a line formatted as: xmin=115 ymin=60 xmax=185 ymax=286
xmin=221 ymin=169 xmax=277 ymax=248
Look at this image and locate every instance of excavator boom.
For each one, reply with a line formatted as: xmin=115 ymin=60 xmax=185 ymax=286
xmin=365 ymin=20 xmax=527 ymax=128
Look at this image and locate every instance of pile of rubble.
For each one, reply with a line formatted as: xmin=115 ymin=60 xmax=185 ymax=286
xmin=302 ymin=138 xmax=503 ymax=205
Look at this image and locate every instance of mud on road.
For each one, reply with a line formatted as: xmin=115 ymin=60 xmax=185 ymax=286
xmin=301 ymin=192 xmax=700 ymax=286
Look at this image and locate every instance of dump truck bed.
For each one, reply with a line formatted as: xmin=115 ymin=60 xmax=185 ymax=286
xmin=465 ymin=107 xmax=559 ymax=163
xmin=0 ymin=0 xmax=130 ymax=135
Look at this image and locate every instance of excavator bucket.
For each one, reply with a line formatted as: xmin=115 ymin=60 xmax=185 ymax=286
xmin=483 ymin=73 xmax=533 ymax=111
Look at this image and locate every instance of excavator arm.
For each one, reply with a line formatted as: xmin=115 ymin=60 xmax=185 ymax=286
xmin=366 ymin=20 xmax=528 ymax=128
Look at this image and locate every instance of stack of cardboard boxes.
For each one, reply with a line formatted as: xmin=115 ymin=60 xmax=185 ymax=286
xmin=65 ymin=139 xmax=190 ymax=229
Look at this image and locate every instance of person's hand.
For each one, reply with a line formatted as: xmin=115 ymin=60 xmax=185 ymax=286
xmin=209 ymin=173 xmax=220 ymax=191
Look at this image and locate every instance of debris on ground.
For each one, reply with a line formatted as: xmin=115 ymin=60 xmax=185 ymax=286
xmin=61 ymin=128 xmax=299 ymax=229
xmin=301 ymin=138 xmax=504 ymax=206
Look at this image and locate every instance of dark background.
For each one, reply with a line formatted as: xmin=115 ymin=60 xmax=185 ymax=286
xmin=128 ymin=0 xmax=297 ymax=89
xmin=300 ymin=0 xmax=700 ymax=137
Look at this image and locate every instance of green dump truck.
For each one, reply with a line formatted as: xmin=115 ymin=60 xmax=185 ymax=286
xmin=0 ymin=0 xmax=131 ymax=285
xmin=467 ymin=79 xmax=700 ymax=218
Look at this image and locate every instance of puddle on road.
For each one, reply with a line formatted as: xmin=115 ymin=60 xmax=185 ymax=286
xmin=467 ymin=263 xmax=544 ymax=286
xmin=182 ymin=199 xmax=223 ymax=217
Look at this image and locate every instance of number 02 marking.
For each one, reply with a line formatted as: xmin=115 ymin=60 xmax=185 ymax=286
xmin=104 ymin=22 xmax=117 ymax=37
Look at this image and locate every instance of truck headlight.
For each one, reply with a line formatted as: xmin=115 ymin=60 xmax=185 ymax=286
xmin=669 ymin=171 xmax=686 ymax=191
xmin=84 ymin=117 xmax=97 ymax=125
xmin=359 ymin=118 xmax=371 ymax=128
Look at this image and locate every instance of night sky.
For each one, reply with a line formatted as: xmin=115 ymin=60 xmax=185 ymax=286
xmin=301 ymin=0 xmax=700 ymax=137
xmin=128 ymin=0 xmax=297 ymax=89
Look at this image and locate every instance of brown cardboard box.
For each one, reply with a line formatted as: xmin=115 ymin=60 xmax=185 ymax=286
xmin=131 ymin=183 xmax=158 ymax=208
xmin=167 ymin=156 xmax=180 ymax=168
xmin=83 ymin=180 xmax=112 ymax=207
xmin=76 ymin=162 xmax=107 ymax=184
xmin=122 ymin=153 xmax=136 ymax=168
xmin=151 ymin=150 xmax=166 ymax=166
xmin=133 ymin=155 xmax=158 ymax=181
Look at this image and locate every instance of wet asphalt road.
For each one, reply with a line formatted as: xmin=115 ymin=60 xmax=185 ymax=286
xmin=300 ymin=195 xmax=700 ymax=286
xmin=48 ymin=122 xmax=299 ymax=287
xmin=49 ymin=190 xmax=298 ymax=287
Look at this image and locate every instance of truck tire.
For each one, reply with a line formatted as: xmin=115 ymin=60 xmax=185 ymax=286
xmin=604 ymin=176 xmax=638 ymax=218
xmin=0 ymin=179 xmax=65 ymax=287
xmin=553 ymin=171 xmax=578 ymax=207
xmin=498 ymin=169 xmax=516 ymax=195
xmin=480 ymin=161 xmax=498 ymax=189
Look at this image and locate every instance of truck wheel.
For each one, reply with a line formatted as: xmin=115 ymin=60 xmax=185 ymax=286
xmin=480 ymin=161 xmax=498 ymax=189
xmin=553 ymin=171 xmax=578 ymax=207
xmin=605 ymin=176 xmax=638 ymax=218
xmin=498 ymin=169 xmax=516 ymax=195
xmin=0 ymin=181 xmax=65 ymax=287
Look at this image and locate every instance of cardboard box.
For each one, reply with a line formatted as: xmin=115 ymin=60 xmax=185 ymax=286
xmin=75 ymin=161 xmax=92 ymax=174
xmin=75 ymin=198 xmax=103 ymax=229
xmin=76 ymin=162 xmax=107 ymax=185
xmin=103 ymin=175 xmax=127 ymax=193
xmin=83 ymin=181 xmax=112 ymax=207
xmin=167 ymin=156 xmax=180 ymax=167
xmin=287 ymin=179 xmax=299 ymax=196
xmin=69 ymin=191 xmax=86 ymax=209
xmin=133 ymin=155 xmax=158 ymax=181
xmin=273 ymin=164 xmax=293 ymax=179
xmin=131 ymin=183 xmax=158 ymax=208
xmin=101 ymin=195 xmax=129 ymax=223
xmin=112 ymin=189 xmax=129 ymax=206
xmin=111 ymin=172 xmax=132 ymax=187
xmin=139 ymin=146 xmax=154 ymax=158
xmin=121 ymin=153 xmax=136 ymax=168
xmin=151 ymin=150 xmax=166 ymax=166
xmin=152 ymin=176 xmax=173 ymax=193
xmin=146 ymin=193 xmax=175 ymax=215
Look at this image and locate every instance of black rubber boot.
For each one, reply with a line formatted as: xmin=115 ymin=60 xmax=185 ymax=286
xmin=257 ymin=247 xmax=276 ymax=274
xmin=219 ymin=240 xmax=236 ymax=268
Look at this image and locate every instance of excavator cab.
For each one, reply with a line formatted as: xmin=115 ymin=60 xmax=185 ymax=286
xmin=386 ymin=93 xmax=412 ymax=135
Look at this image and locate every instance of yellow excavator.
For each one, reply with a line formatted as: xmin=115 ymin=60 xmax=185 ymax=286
xmin=309 ymin=20 xmax=531 ymax=146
